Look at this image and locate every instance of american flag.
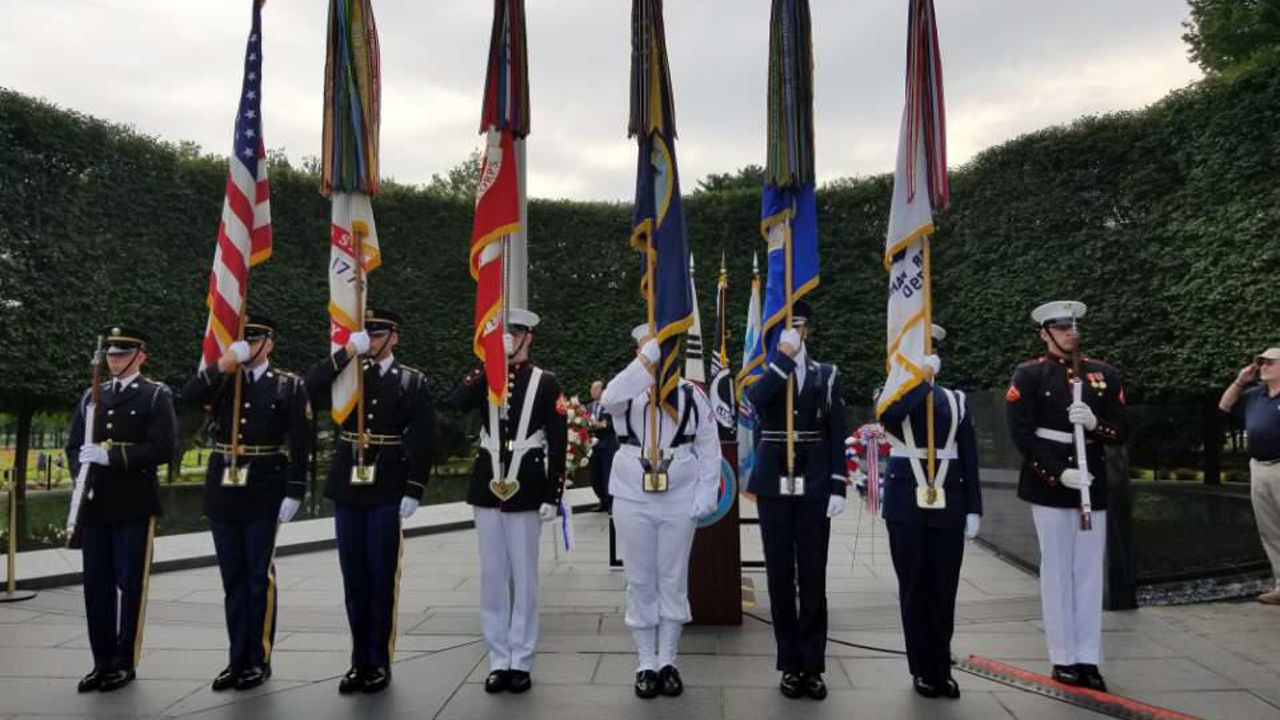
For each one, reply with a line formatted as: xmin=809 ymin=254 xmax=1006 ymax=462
xmin=199 ymin=0 xmax=272 ymax=370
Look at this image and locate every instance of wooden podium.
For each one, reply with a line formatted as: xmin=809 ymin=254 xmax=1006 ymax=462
xmin=688 ymin=440 xmax=742 ymax=625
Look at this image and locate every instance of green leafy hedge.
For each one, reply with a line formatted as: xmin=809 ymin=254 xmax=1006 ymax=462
xmin=3 ymin=52 xmax=1279 ymax=419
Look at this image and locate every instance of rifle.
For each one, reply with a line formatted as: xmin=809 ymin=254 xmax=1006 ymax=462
xmin=66 ymin=335 xmax=105 ymax=549
xmin=1070 ymin=349 xmax=1094 ymax=531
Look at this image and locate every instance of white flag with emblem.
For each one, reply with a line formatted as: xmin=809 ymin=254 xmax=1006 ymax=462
xmin=328 ymin=192 xmax=381 ymax=423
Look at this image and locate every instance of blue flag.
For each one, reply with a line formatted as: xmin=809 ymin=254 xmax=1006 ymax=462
xmin=760 ymin=182 xmax=819 ymax=357
xmin=631 ymin=130 xmax=693 ymax=418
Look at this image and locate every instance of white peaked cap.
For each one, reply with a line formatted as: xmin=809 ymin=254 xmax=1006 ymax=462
xmin=1031 ymin=300 xmax=1087 ymax=326
xmin=508 ymin=308 xmax=540 ymax=330
xmin=931 ymin=324 xmax=947 ymax=343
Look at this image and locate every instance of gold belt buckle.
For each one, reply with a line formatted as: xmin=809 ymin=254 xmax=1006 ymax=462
xmin=916 ymin=485 xmax=946 ymax=509
xmin=639 ymin=452 xmax=671 ymax=493
xmin=489 ymin=478 xmax=520 ymax=501
xmin=779 ymin=476 xmax=805 ymax=495
xmin=221 ymin=464 xmax=249 ymax=488
xmin=349 ymin=464 xmax=377 ymax=486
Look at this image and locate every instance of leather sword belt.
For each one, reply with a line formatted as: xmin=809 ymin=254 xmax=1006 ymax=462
xmin=340 ymin=431 xmax=403 ymax=446
xmin=1035 ymin=427 xmax=1095 ymax=445
xmin=214 ymin=443 xmax=287 ymax=457
xmin=761 ymin=430 xmax=823 ymax=443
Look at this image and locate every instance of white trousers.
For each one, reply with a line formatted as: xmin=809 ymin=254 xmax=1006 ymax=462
xmin=474 ymin=507 xmax=542 ymax=672
xmin=1250 ymin=460 xmax=1280 ymax=587
xmin=613 ymin=497 xmax=698 ymax=670
xmin=1032 ymin=506 xmax=1106 ymax=665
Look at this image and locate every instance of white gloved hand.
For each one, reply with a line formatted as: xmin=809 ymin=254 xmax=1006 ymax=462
xmin=779 ymin=329 xmax=802 ymax=357
xmin=1059 ymin=468 xmax=1093 ymax=490
xmin=639 ymin=338 xmax=660 ymax=364
xmin=690 ymin=491 xmax=718 ymax=520
xmin=1068 ymin=402 xmax=1098 ymax=431
xmin=538 ymin=503 xmax=558 ymax=522
xmin=278 ymin=497 xmax=301 ymax=523
xmin=399 ymin=496 xmax=420 ymax=518
xmin=503 ymin=332 xmax=515 ymax=357
xmin=79 ymin=444 xmax=109 ymax=466
xmin=347 ymin=330 xmax=371 ymax=356
xmin=229 ymin=340 xmax=251 ymax=364
xmin=922 ymin=354 xmax=941 ymax=380
xmin=826 ymin=494 xmax=846 ymax=518
xmin=965 ymin=513 xmax=981 ymax=539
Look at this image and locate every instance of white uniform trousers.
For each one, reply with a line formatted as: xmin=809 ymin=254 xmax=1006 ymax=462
xmin=1031 ymin=506 xmax=1106 ymax=665
xmin=613 ymin=496 xmax=698 ymax=670
xmin=474 ymin=507 xmax=543 ymax=672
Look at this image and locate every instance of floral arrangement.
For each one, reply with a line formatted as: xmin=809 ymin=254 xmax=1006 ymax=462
xmin=564 ymin=395 xmax=597 ymax=473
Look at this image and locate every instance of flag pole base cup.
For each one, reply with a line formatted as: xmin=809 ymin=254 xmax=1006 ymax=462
xmin=0 ymin=590 xmax=35 ymax=603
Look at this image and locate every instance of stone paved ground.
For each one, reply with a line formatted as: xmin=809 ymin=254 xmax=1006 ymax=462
xmin=2 ymin=503 xmax=1279 ymax=720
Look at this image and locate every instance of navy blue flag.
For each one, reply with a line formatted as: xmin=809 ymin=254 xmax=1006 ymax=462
xmin=760 ymin=182 xmax=819 ymax=356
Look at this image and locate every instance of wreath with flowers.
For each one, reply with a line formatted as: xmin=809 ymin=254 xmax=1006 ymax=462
xmin=563 ymin=395 xmax=596 ymax=473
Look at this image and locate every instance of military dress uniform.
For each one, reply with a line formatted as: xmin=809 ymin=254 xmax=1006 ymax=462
xmin=448 ymin=309 xmax=567 ymax=693
xmin=64 ymin=326 xmax=177 ymax=692
xmin=304 ymin=310 xmax=436 ymax=693
xmin=879 ymin=328 xmax=982 ymax=698
xmin=180 ymin=316 xmax=310 ymax=690
xmin=1006 ymin=301 xmax=1127 ymax=690
xmin=600 ymin=327 xmax=721 ymax=698
xmin=745 ymin=304 xmax=847 ymax=700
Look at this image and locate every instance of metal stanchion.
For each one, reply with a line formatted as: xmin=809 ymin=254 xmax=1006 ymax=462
xmin=1 ymin=469 xmax=36 ymax=602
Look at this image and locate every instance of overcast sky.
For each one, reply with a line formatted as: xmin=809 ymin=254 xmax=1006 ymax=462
xmin=4 ymin=0 xmax=1200 ymax=201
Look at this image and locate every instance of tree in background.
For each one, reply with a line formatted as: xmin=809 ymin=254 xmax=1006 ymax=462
xmin=1183 ymin=0 xmax=1280 ymax=72
xmin=693 ymin=164 xmax=764 ymax=195
xmin=426 ymin=148 xmax=481 ymax=200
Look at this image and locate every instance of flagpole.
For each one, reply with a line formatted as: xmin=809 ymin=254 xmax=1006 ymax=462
xmin=353 ymin=225 xmax=368 ymax=469
xmin=228 ymin=302 xmax=248 ymax=481
xmin=784 ymin=224 xmax=796 ymax=494
xmin=647 ymin=231 xmax=661 ymax=489
xmin=922 ymin=236 xmax=935 ymax=489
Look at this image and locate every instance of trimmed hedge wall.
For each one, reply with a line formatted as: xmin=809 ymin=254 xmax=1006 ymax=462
xmin=3 ymin=52 xmax=1279 ymax=417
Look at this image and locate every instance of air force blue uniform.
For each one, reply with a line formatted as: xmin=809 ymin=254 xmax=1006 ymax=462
xmin=746 ymin=349 xmax=847 ymax=676
xmin=880 ymin=381 xmax=982 ymax=687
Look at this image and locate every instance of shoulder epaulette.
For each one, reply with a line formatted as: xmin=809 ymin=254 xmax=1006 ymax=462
xmin=1016 ymin=357 xmax=1046 ymax=369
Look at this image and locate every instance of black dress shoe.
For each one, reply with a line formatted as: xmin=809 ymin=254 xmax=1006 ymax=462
xmin=211 ymin=667 xmax=240 ymax=692
xmin=913 ymin=676 xmax=940 ymax=698
xmin=236 ymin=664 xmax=271 ymax=690
xmin=362 ymin=665 xmax=391 ymax=694
xmin=658 ymin=665 xmax=683 ymax=697
xmin=1051 ymin=664 xmax=1082 ymax=686
xmin=1074 ymin=664 xmax=1107 ymax=692
xmin=484 ymin=670 xmax=510 ymax=694
xmin=338 ymin=666 xmax=365 ymax=694
xmin=507 ymin=669 xmax=532 ymax=694
xmin=77 ymin=670 xmax=104 ymax=693
xmin=779 ymin=672 xmax=805 ymax=699
xmin=634 ymin=669 xmax=660 ymax=699
xmin=941 ymin=677 xmax=961 ymax=699
xmin=804 ymin=674 xmax=827 ymax=700
xmin=98 ymin=668 xmax=135 ymax=692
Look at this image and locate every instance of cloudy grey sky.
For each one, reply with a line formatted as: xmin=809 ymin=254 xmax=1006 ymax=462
xmin=4 ymin=0 xmax=1200 ymax=201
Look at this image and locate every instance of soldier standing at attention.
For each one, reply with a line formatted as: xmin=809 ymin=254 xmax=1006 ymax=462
xmin=305 ymin=309 xmax=436 ymax=694
xmin=1006 ymin=301 xmax=1127 ymax=692
xmin=66 ymin=326 xmax=177 ymax=693
xmin=449 ymin=309 xmax=567 ymax=695
xmin=745 ymin=300 xmax=847 ymax=701
xmin=181 ymin=314 xmax=311 ymax=691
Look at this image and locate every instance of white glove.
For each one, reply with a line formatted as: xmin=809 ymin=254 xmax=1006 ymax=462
xmin=278 ymin=497 xmax=301 ymax=523
xmin=503 ymin=332 xmax=515 ymax=357
xmin=690 ymin=491 xmax=718 ymax=519
xmin=1068 ymin=402 xmax=1098 ymax=431
xmin=639 ymin=338 xmax=660 ymax=364
xmin=826 ymin=494 xmax=846 ymax=518
xmin=1059 ymin=468 xmax=1093 ymax=490
xmin=779 ymin=329 xmax=801 ymax=356
xmin=229 ymin=340 xmax=251 ymax=363
xmin=922 ymin=354 xmax=941 ymax=379
xmin=965 ymin=513 xmax=981 ymax=539
xmin=399 ymin=496 xmax=420 ymax=518
xmin=348 ymin=330 xmax=371 ymax=356
xmin=79 ymin=444 xmax=109 ymax=466
xmin=538 ymin=503 xmax=558 ymax=522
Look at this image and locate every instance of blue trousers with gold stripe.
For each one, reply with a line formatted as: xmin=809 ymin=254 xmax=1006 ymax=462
xmin=211 ymin=519 xmax=279 ymax=671
xmin=335 ymin=502 xmax=403 ymax=670
xmin=81 ymin=517 xmax=155 ymax=672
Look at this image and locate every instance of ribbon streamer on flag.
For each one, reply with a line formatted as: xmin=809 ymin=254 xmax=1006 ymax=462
xmin=876 ymin=0 xmax=949 ymax=419
xmin=629 ymin=0 xmax=693 ymax=420
xmin=199 ymin=0 xmax=272 ymax=371
xmin=471 ymin=0 xmax=531 ymax=408
xmin=323 ymin=0 xmax=383 ymax=424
